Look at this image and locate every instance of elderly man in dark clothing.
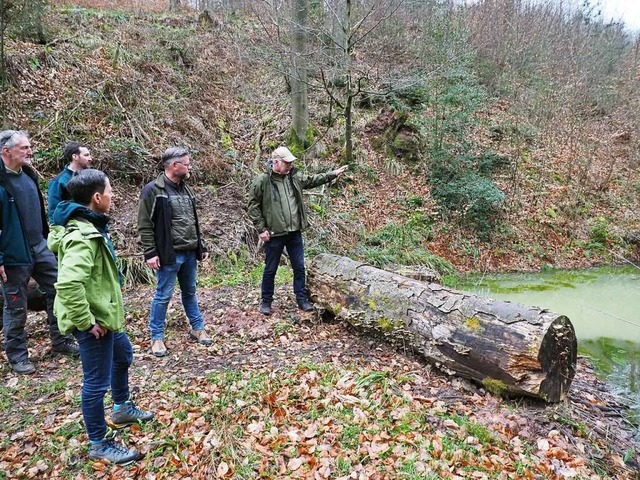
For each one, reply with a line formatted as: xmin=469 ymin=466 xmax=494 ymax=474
xmin=0 ymin=130 xmax=78 ymax=374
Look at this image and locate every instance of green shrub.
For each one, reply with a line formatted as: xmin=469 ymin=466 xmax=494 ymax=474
xmin=355 ymin=221 xmax=453 ymax=275
xmin=4 ymin=0 xmax=49 ymax=43
xmin=588 ymin=217 xmax=610 ymax=247
xmin=431 ymin=171 xmax=504 ymax=239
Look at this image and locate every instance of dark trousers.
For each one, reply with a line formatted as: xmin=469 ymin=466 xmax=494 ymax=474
xmin=2 ymin=239 xmax=68 ymax=364
xmin=261 ymin=231 xmax=307 ymax=304
xmin=73 ymin=329 xmax=133 ymax=441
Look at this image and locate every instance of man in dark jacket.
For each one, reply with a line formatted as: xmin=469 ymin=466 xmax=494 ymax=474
xmin=137 ymin=147 xmax=211 ymax=357
xmin=0 ymin=130 xmax=78 ymax=374
xmin=47 ymin=142 xmax=92 ymax=223
xmin=247 ymin=146 xmax=347 ymax=316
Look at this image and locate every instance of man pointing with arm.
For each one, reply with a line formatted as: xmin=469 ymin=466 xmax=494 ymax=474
xmin=247 ymin=146 xmax=347 ymax=316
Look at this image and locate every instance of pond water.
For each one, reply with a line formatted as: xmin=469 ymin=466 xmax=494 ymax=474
xmin=455 ymin=266 xmax=640 ymax=419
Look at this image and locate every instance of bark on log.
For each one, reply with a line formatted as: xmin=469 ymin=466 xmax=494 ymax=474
xmin=307 ymin=254 xmax=577 ymax=402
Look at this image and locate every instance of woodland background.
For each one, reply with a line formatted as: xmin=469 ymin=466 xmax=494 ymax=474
xmin=0 ymin=0 xmax=639 ymax=479
xmin=0 ymin=0 xmax=638 ymax=278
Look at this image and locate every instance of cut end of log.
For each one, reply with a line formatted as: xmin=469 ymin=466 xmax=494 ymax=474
xmin=538 ymin=315 xmax=577 ymax=402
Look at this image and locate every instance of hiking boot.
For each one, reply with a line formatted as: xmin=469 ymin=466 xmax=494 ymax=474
xmin=189 ymin=329 xmax=212 ymax=345
xmin=88 ymin=435 xmax=139 ymax=465
xmin=297 ymin=299 xmax=314 ymax=312
xmin=259 ymin=302 xmax=272 ymax=316
xmin=109 ymin=400 xmax=154 ymax=428
xmin=11 ymin=361 xmax=35 ymax=375
xmin=150 ymin=339 xmax=167 ymax=357
xmin=52 ymin=340 xmax=80 ymax=357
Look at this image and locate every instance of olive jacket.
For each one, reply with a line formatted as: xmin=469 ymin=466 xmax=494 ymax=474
xmin=247 ymin=162 xmax=337 ymax=236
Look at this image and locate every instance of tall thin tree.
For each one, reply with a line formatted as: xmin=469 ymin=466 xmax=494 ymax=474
xmin=291 ymin=0 xmax=309 ymax=147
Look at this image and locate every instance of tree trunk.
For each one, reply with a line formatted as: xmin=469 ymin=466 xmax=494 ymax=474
xmin=343 ymin=0 xmax=353 ymax=163
xmin=291 ymin=0 xmax=309 ymax=145
xmin=307 ymin=254 xmax=577 ymax=402
xmin=169 ymin=0 xmax=181 ymax=12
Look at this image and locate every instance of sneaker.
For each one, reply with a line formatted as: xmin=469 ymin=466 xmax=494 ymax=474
xmin=11 ymin=361 xmax=36 ymax=375
xmin=189 ymin=329 xmax=212 ymax=345
xmin=109 ymin=400 xmax=154 ymax=428
xmin=297 ymin=299 xmax=315 ymax=312
xmin=259 ymin=302 xmax=272 ymax=316
xmin=52 ymin=340 xmax=80 ymax=357
xmin=151 ymin=339 xmax=167 ymax=357
xmin=88 ymin=434 xmax=139 ymax=465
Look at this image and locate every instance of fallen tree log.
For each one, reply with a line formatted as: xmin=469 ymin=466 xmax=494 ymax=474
xmin=307 ymin=254 xmax=577 ymax=402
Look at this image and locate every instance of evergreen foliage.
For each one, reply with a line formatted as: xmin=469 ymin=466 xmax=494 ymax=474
xmin=0 ymin=0 xmax=49 ymax=46
xmin=423 ymin=60 xmax=506 ymax=238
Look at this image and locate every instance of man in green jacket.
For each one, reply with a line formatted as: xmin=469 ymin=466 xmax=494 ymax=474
xmin=247 ymin=146 xmax=347 ymax=315
xmin=48 ymin=169 xmax=154 ymax=465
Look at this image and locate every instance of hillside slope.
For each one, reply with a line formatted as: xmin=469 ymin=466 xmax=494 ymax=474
xmin=0 ymin=4 xmax=638 ymax=275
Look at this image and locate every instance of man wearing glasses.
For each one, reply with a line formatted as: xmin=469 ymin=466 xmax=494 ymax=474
xmin=137 ymin=147 xmax=211 ymax=357
xmin=0 ymin=130 xmax=78 ymax=374
xmin=248 ymin=146 xmax=347 ymax=316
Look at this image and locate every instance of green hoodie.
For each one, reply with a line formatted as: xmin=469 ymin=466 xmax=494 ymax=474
xmin=48 ymin=214 xmax=124 ymax=335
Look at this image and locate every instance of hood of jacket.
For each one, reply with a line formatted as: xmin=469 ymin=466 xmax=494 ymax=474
xmin=48 ymin=201 xmax=109 ymax=254
xmin=51 ymin=200 xmax=89 ymax=227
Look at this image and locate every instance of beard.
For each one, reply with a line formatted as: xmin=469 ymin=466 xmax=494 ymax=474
xmin=177 ymin=171 xmax=191 ymax=181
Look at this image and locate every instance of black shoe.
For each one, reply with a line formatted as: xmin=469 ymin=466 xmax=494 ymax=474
xmin=52 ymin=340 xmax=80 ymax=357
xmin=297 ymin=299 xmax=314 ymax=312
xmin=11 ymin=361 xmax=36 ymax=375
xmin=259 ymin=302 xmax=272 ymax=316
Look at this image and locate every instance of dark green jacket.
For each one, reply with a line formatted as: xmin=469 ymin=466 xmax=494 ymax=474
xmin=138 ymin=173 xmax=205 ymax=266
xmin=247 ymin=163 xmax=337 ymax=236
xmin=48 ymin=166 xmax=74 ymax=223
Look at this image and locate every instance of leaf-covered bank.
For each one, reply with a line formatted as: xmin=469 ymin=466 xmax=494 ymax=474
xmin=0 ymin=285 xmax=638 ymax=479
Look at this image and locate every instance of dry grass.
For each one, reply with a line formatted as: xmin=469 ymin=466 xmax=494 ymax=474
xmin=57 ymin=0 xmax=172 ymax=12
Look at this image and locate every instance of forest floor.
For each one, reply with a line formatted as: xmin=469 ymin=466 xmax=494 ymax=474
xmin=0 ymin=283 xmax=638 ymax=479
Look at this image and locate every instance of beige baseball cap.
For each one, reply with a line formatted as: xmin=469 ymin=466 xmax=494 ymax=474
xmin=271 ymin=146 xmax=297 ymax=162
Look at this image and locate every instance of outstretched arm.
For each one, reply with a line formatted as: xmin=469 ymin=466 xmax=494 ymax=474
xmin=301 ymin=165 xmax=348 ymax=189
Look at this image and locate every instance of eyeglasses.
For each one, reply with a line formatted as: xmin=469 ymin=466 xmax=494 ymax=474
xmin=174 ymin=160 xmax=192 ymax=168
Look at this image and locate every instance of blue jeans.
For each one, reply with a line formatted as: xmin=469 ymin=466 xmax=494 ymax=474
xmin=261 ymin=231 xmax=308 ymax=304
xmin=2 ymin=238 xmax=69 ymax=364
xmin=149 ymin=250 xmax=204 ymax=340
xmin=73 ymin=329 xmax=133 ymax=441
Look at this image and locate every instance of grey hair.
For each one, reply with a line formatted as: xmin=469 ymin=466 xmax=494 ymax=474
xmin=162 ymin=147 xmax=189 ymax=168
xmin=0 ymin=130 xmax=29 ymax=148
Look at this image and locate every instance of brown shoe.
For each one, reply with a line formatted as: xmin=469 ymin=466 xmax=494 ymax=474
xmin=151 ymin=339 xmax=167 ymax=357
xmin=189 ymin=329 xmax=212 ymax=345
